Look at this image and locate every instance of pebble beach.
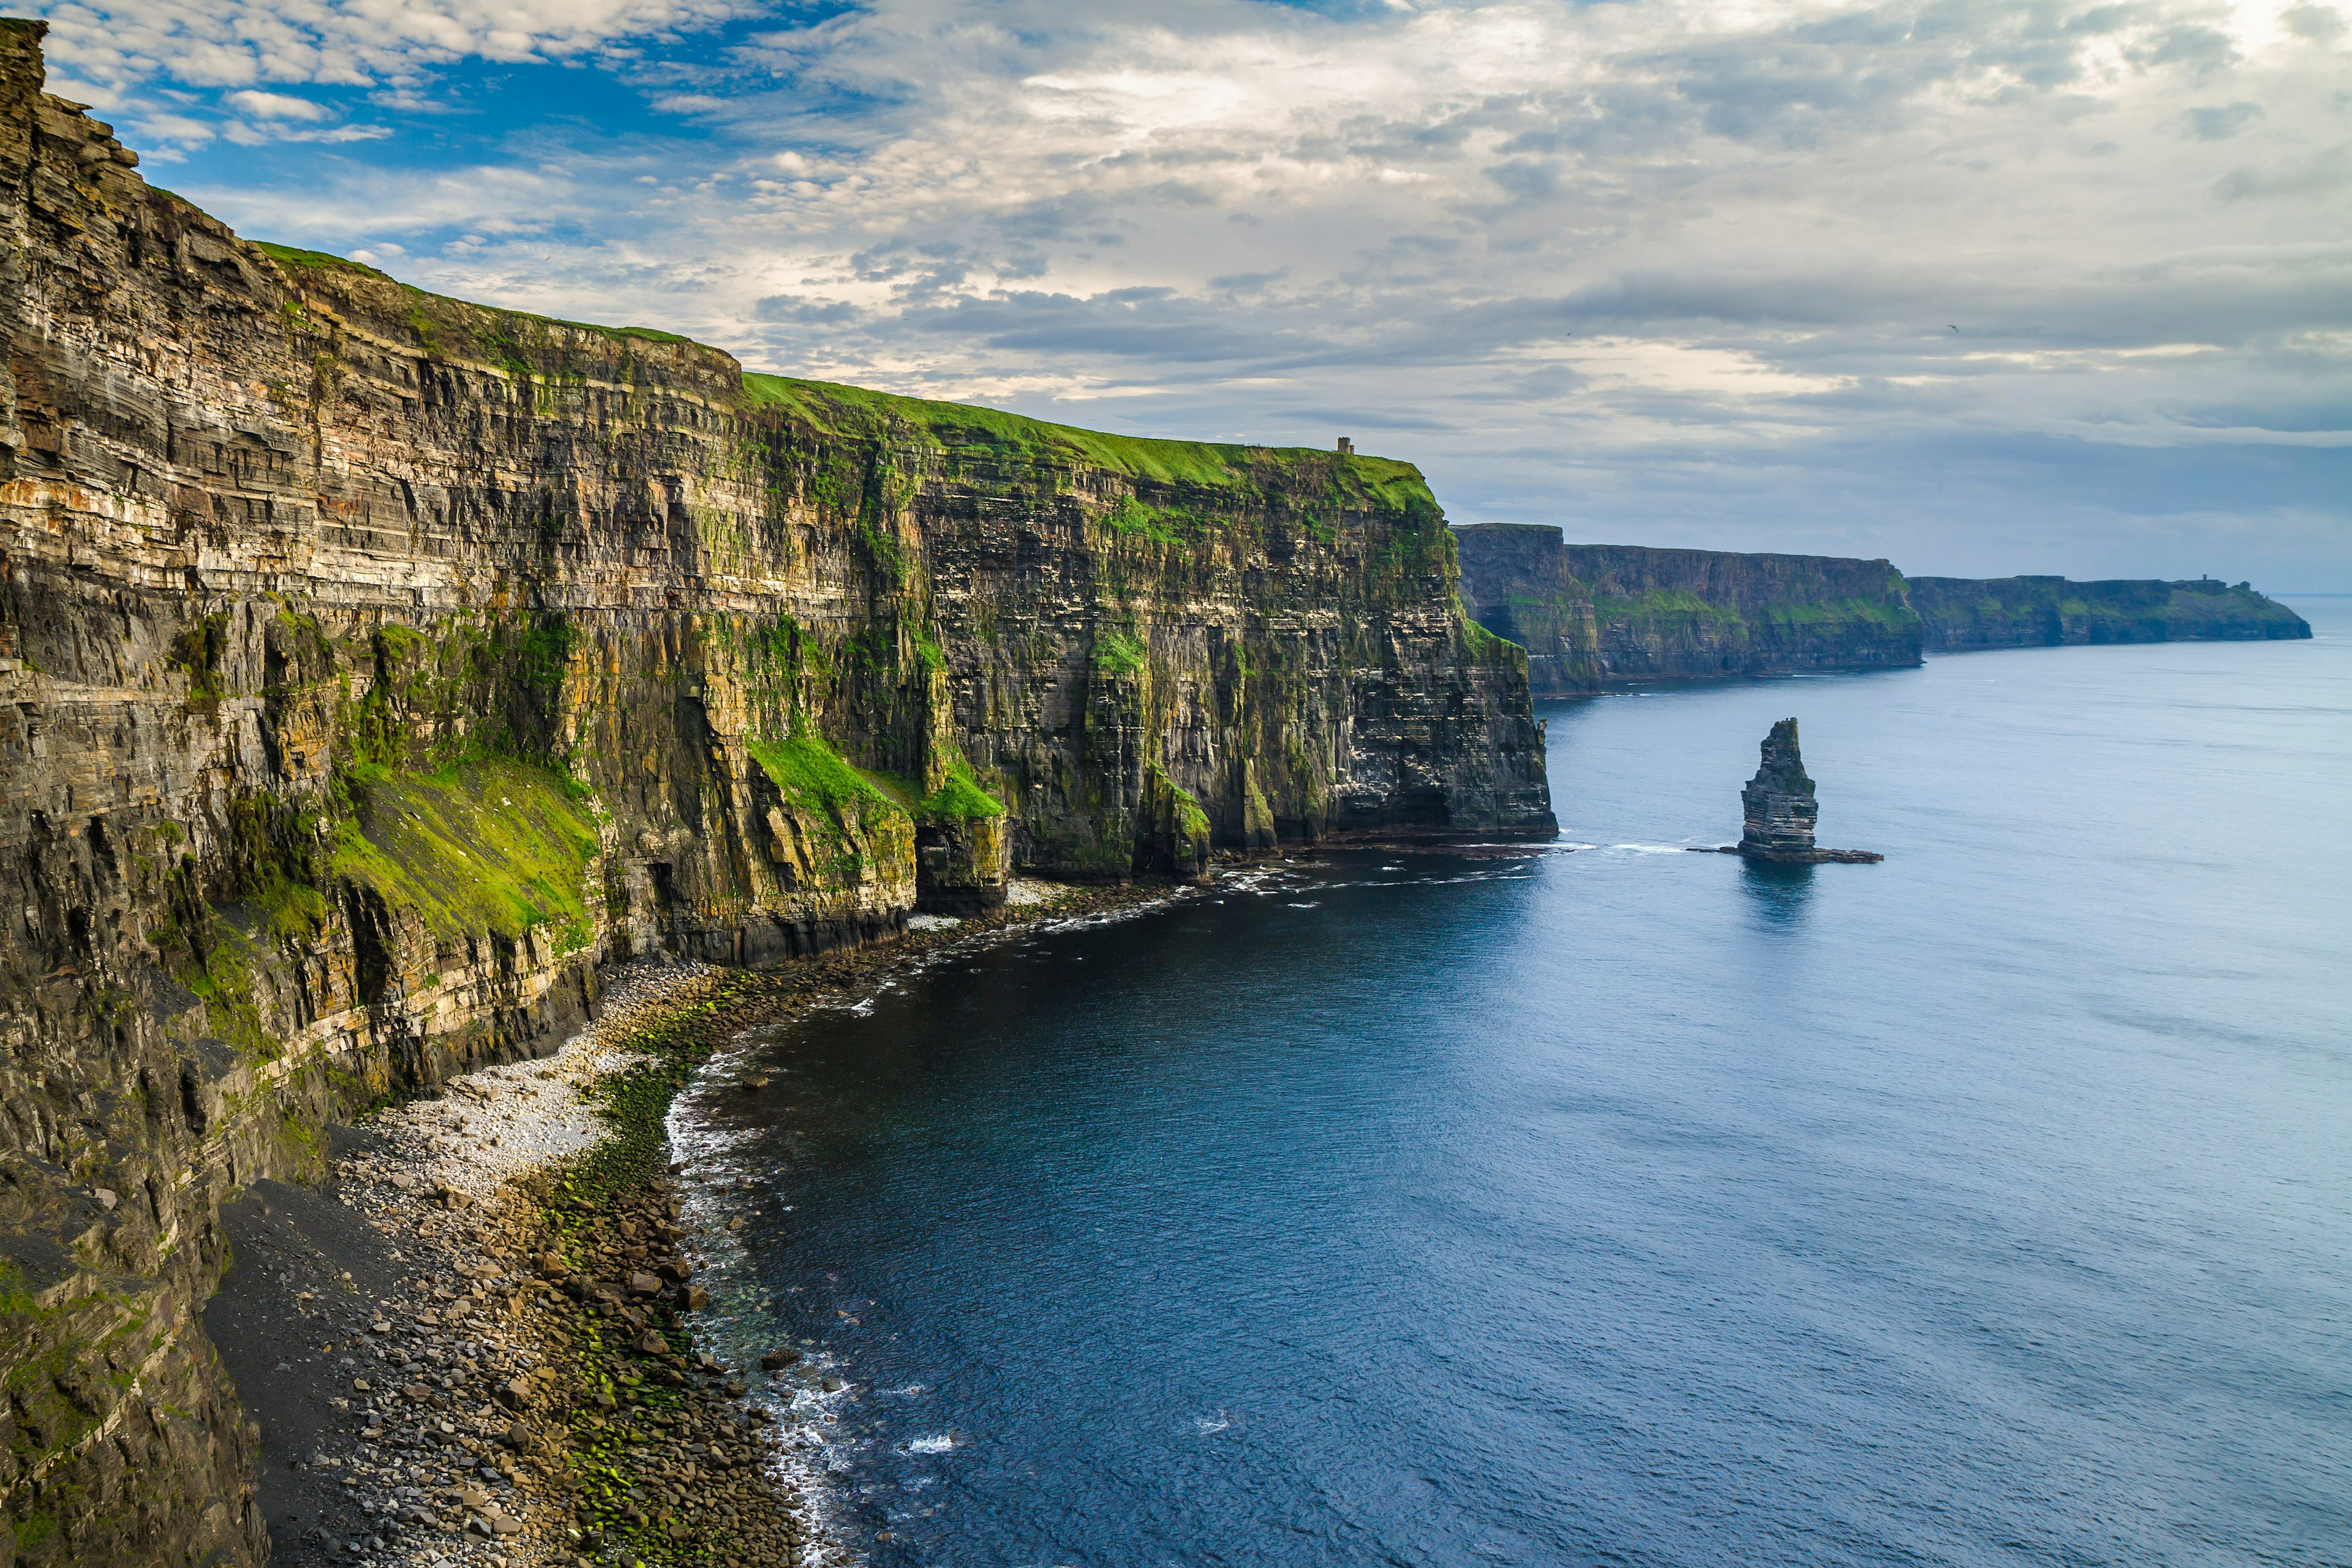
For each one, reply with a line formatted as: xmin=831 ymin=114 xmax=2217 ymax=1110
xmin=203 ymin=877 xmax=1173 ymax=1568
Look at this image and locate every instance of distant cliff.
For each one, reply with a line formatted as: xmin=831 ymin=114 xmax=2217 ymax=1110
xmin=0 ymin=21 xmax=1551 ymax=1565
xmin=1452 ymin=526 xmax=1921 ymax=693
xmin=1909 ymin=577 xmax=2312 ymax=650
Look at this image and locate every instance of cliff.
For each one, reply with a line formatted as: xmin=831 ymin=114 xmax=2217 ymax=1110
xmin=0 ymin=21 xmax=1550 ymax=1566
xmin=1909 ymin=576 xmax=2312 ymax=650
xmin=1452 ymin=526 xmax=1922 ymax=693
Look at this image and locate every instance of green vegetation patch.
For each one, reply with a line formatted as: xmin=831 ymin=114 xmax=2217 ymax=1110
xmin=178 ymin=922 xmax=277 ymax=1064
xmin=1164 ymin=773 xmax=1211 ymax=842
xmin=255 ymin=241 xmax=396 ymax=284
xmin=1593 ymin=589 xmax=1747 ymax=627
xmin=1093 ymin=629 xmax=1148 ymax=680
xmin=745 ymin=733 xmax=902 ymax=827
xmin=918 ymin=759 xmax=1005 ymax=821
xmin=330 ymin=760 xmax=598 ymax=952
xmin=1756 ymin=596 xmax=1917 ymax=629
xmin=741 ymin=373 xmax=1433 ymax=507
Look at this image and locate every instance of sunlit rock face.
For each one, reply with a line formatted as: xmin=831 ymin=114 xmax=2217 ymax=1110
xmin=0 ymin=19 xmax=1551 ymax=1562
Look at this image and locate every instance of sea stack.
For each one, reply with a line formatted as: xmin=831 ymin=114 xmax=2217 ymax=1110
xmin=1740 ymin=718 xmax=1820 ymax=859
xmin=1699 ymin=718 xmax=1883 ymax=863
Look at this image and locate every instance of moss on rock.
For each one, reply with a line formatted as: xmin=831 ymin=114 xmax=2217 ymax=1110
xmin=330 ymin=760 xmax=601 ymax=954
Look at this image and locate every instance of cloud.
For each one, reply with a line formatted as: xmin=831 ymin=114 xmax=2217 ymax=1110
xmin=64 ymin=0 xmax=2352 ymax=584
xmin=225 ymin=89 xmax=330 ymax=120
xmin=2214 ymin=144 xmax=2352 ymax=202
xmin=2281 ymin=4 xmax=2347 ymax=43
xmin=36 ymin=0 xmax=758 ymax=94
xmin=2180 ymin=101 xmax=2263 ymax=140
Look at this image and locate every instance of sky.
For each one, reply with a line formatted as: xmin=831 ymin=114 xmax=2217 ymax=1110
xmin=31 ymin=0 xmax=2352 ymax=589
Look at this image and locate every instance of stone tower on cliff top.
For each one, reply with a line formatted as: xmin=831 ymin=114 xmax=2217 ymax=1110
xmin=1740 ymin=718 xmax=1820 ymax=859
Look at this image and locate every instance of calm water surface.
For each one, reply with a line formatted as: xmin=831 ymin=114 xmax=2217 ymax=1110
xmin=673 ymin=600 xmax=2351 ymax=1567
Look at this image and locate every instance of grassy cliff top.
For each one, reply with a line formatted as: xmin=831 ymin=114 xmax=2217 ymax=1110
xmin=250 ymin=231 xmax=1430 ymax=505
xmin=742 ymin=372 xmax=1431 ymax=502
xmin=255 ymin=241 xmax=698 ymax=349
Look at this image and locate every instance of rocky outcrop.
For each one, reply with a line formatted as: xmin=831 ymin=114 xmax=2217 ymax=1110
xmin=1739 ymin=719 xmax=1820 ymax=859
xmin=1695 ymin=718 xmax=1880 ymax=864
xmin=1909 ymin=576 xmax=2311 ymax=650
xmin=0 ymin=21 xmax=1551 ymax=1565
xmin=1452 ymin=526 xmax=1922 ymax=692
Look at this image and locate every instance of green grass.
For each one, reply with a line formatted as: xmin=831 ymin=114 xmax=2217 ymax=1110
xmin=918 ymin=759 xmax=1005 ymax=821
xmin=330 ymin=760 xmax=600 ymax=952
xmin=256 ymin=241 xmax=693 ymax=350
xmin=1165 ymin=774 xmax=1210 ymax=841
xmin=244 ymin=206 xmax=1426 ymax=505
xmin=250 ymin=872 xmax=326 ymax=941
xmin=178 ymin=922 xmax=277 ymax=1063
xmin=741 ymin=373 xmax=1434 ymax=503
xmin=1755 ymin=596 xmax=1917 ymax=628
xmin=1093 ymin=629 xmax=1148 ymax=679
xmin=255 ymin=241 xmax=396 ymax=282
xmin=863 ymin=758 xmax=1005 ymax=823
xmin=745 ymin=733 xmax=899 ymax=824
xmin=1593 ymin=589 xmax=1746 ymax=627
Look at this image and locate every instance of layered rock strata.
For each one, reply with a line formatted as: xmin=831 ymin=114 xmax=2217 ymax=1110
xmin=1453 ymin=526 xmax=1922 ymax=693
xmin=1909 ymin=576 xmax=2310 ymax=650
xmin=0 ymin=20 xmax=1552 ymax=1566
xmin=1739 ymin=719 xmax=1822 ymax=858
xmin=1455 ymin=527 xmax=2312 ymax=695
xmin=1697 ymin=718 xmax=1880 ymax=864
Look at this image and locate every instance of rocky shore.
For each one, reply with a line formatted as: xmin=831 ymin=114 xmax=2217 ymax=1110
xmin=203 ymin=879 xmax=1165 ymax=1568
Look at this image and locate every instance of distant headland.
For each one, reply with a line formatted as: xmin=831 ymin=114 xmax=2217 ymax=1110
xmin=1453 ymin=524 xmax=2312 ymax=695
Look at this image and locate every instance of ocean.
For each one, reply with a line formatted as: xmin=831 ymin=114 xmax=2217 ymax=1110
xmin=671 ymin=598 xmax=2351 ymax=1567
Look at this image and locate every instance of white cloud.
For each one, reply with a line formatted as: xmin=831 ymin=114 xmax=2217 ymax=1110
xmin=34 ymin=0 xmax=760 ymax=94
xmin=60 ymin=0 xmax=2352 ymax=582
xmin=226 ymin=88 xmax=328 ymax=120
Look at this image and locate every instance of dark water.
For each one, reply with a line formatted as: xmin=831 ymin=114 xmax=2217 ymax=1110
xmin=676 ymin=601 xmax=2352 ymax=1567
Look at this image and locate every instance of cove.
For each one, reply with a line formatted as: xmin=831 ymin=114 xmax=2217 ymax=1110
xmin=674 ymin=605 xmax=2351 ymax=1567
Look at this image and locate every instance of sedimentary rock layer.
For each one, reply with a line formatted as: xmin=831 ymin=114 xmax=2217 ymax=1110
xmin=1908 ymin=576 xmax=2311 ymax=650
xmin=0 ymin=20 xmax=1551 ymax=1564
xmin=1452 ymin=526 xmax=1922 ymax=693
xmin=1738 ymin=719 xmax=1820 ymax=859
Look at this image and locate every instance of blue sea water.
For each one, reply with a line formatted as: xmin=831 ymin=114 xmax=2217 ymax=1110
xmin=674 ymin=601 xmax=2352 ymax=1567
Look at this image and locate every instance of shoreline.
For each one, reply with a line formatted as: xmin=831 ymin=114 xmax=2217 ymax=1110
xmin=206 ymin=877 xmax=1189 ymax=1568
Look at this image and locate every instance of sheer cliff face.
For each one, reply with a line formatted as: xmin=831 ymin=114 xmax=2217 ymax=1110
xmin=1909 ymin=576 xmax=2312 ymax=650
xmin=0 ymin=22 xmax=1549 ymax=1564
xmin=1452 ymin=526 xmax=1923 ymax=692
